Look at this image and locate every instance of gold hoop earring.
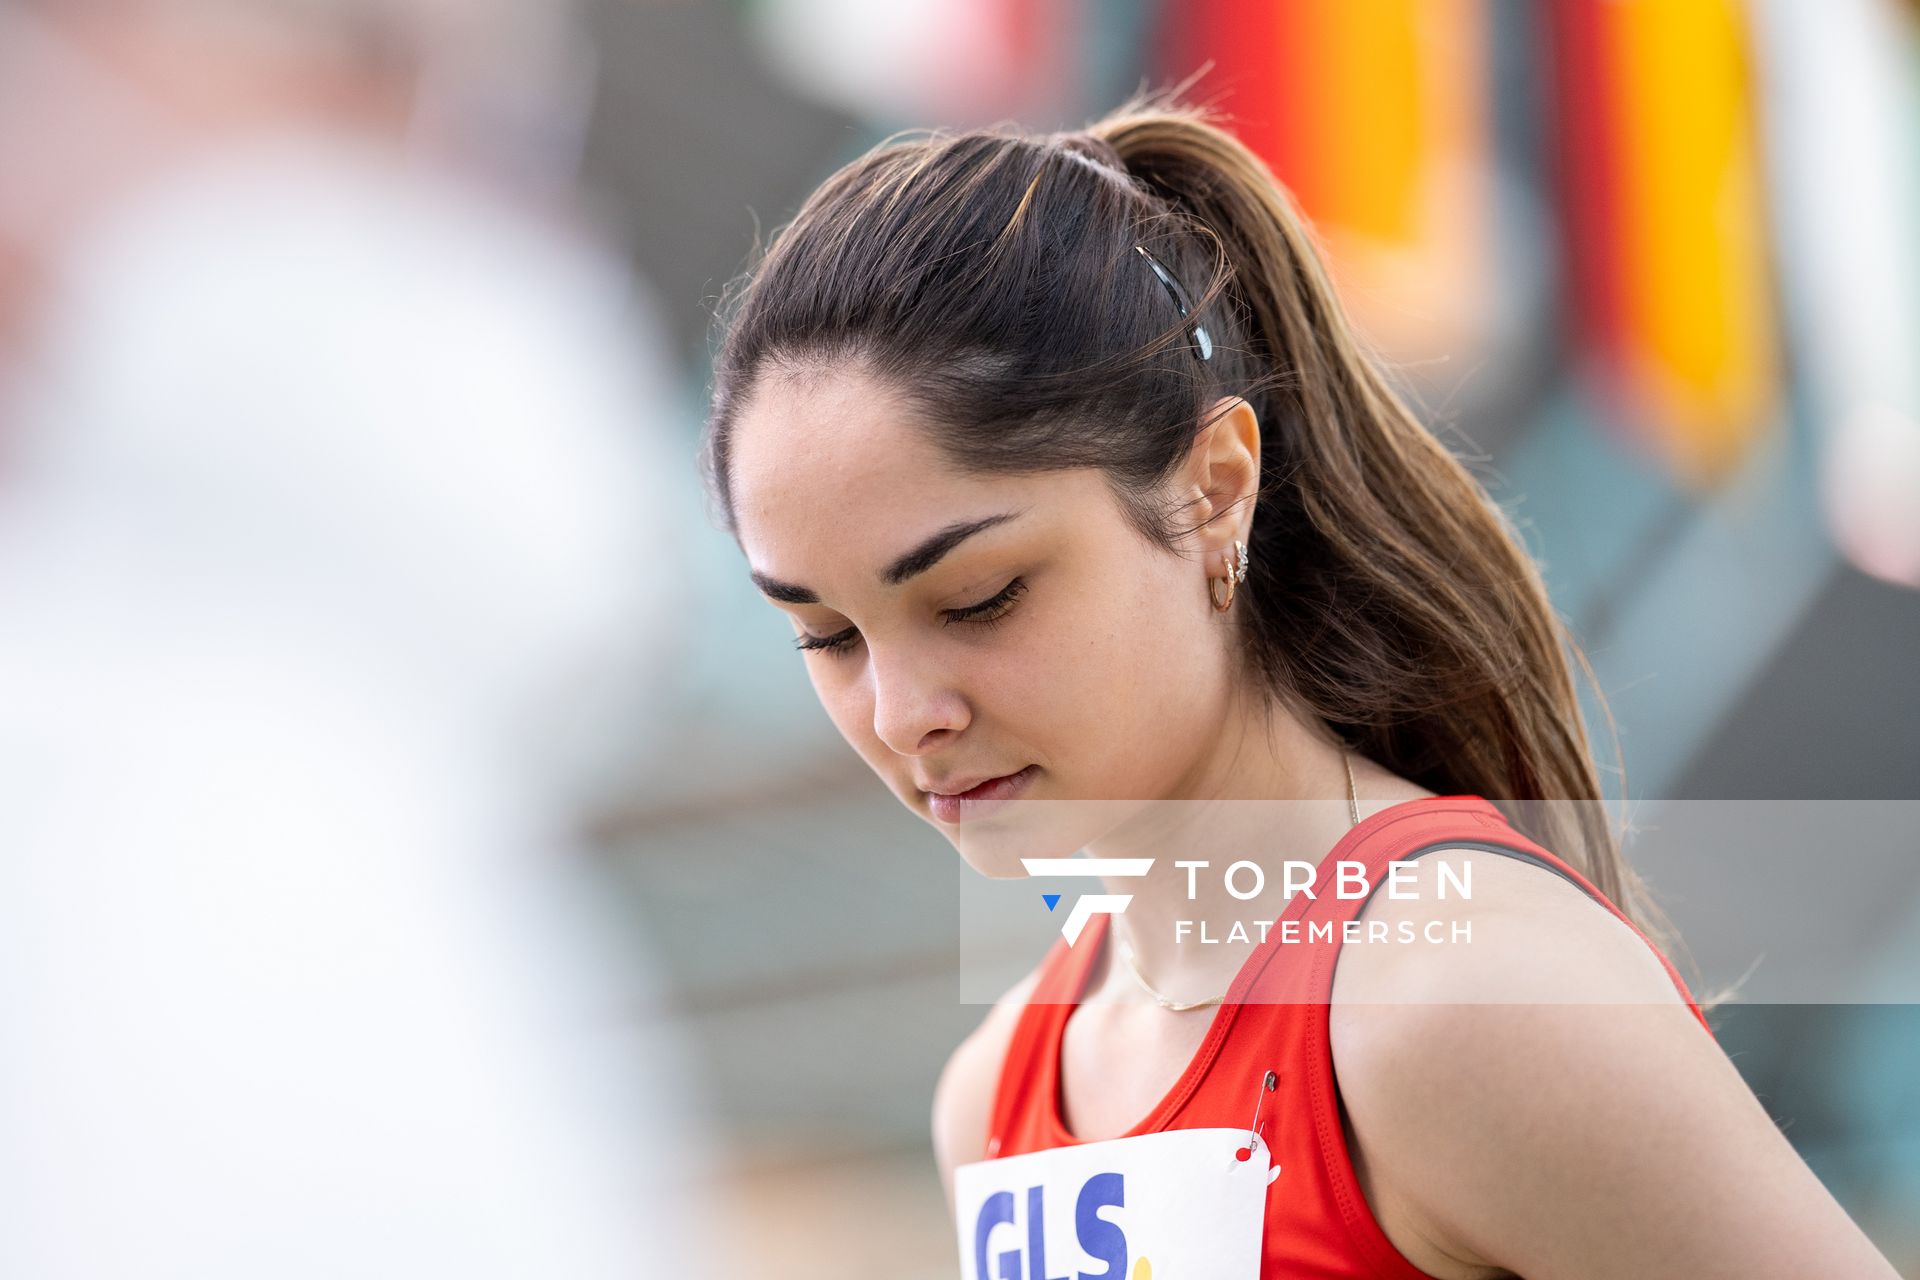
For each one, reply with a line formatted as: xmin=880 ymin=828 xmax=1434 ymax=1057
xmin=1209 ymin=539 xmax=1249 ymax=613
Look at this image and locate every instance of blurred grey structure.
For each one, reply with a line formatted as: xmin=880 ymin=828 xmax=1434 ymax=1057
xmin=0 ymin=1 xmax=710 ymax=1274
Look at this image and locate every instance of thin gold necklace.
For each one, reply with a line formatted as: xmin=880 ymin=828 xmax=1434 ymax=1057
xmin=1116 ymin=749 xmax=1360 ymax=1013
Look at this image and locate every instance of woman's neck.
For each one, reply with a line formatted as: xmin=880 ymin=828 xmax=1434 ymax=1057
xmin=1079 ymin=688 xmax=1419 ymax=1008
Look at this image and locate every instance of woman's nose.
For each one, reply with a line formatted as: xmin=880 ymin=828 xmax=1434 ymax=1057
xmin=867 ymin=645 xmax=970 ymax=756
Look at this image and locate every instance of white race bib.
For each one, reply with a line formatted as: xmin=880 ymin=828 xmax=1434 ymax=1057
xmin=953 ymin=1128 xmax=1275 ymax=1280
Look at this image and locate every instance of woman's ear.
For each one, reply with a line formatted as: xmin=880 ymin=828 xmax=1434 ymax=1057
xmin=1176 ymin=396 xmax=1261 ymax=553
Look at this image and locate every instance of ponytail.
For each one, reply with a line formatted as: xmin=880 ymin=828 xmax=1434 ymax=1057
xmin=1092 ymin=100 xmax=1689 ymax=970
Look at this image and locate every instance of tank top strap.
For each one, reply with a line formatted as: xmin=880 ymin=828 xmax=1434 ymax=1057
xmin=983 ymin=918 xmax=1108 ymax=1158
xmin=1284 ymin=795 xmax=1711 ymax=1032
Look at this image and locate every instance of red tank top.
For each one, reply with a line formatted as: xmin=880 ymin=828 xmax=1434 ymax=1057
xmin=983 ymin=795 xmax=1716 ymax=1279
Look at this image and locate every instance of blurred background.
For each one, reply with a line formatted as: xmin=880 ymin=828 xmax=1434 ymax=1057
xmin=2 ymin=0 xmax=1917 ymax=1277
xmin=588 ymin=1 xmax=1920 ymax=1274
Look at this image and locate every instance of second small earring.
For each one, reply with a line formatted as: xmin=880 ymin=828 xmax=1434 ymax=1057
xmin=1210 ymin=538 xmax=1250 ymax=613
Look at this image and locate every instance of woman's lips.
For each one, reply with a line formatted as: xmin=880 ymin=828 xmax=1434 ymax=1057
xmin=925 ymin=765 xmax=1038 ymax=824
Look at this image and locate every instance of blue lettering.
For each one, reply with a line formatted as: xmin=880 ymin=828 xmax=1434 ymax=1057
xmin=1028 ymin=1184 xmax=1067 ymax=1280
xmin=974 ymin=1190 xmax=1020 ymax=1280
xmin=1074 ymin=1172 xmax=1127 ymax=1279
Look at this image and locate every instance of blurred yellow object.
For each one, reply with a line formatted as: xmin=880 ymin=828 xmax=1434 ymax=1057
xmin=1591 ymin=0 xmax=1782 ymax=487
xmin=1311 ymin=0 xmax=1493 ymax=373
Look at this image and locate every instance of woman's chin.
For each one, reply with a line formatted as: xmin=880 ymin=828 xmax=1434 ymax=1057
xmin=933 ymin=790 xmax=1147 ymax=880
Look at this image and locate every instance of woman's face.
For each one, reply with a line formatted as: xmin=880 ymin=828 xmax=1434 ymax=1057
xmin=728 ymin=364 xmax=1249 ymax=876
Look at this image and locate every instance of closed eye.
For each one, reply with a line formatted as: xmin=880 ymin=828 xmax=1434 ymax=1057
xmin=943 ymin=577 xmax=1027 ymax=627
xmin=794 ymin=624 xmax=858 ymax=655
xmin=793 ymin=577 xmax=1030 ymax=659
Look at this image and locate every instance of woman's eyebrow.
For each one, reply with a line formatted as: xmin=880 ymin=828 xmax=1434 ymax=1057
xmin=749 ymin=571 xmax=820 ymax=604
xmin=880 ymin=511 xmax=1024 ymax=585
xmin=749 ymin=510 xmax=1025 ymax=604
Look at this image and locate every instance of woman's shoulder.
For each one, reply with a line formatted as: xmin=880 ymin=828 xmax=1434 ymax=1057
xmin=1333 ymin=843 xmax=1687 ymax=1008
xmin=930 ymin=964 xmax=1044 ymax=1210
xmin=1320 ymin=846 xmax=1899 ymax=1276
xmin=1325 ymin=846 xmax=1710 ymax=1274
xmin=1326 ymin=844 xmax=1700 ymax=1147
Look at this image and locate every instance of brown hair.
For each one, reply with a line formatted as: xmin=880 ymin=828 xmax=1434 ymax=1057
xmin=704 ymin=97 xmax=1701 ymax=987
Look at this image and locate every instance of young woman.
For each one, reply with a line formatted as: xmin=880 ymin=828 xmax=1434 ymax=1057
xmin=701 ymin=101 xmax=1899 ymax=1279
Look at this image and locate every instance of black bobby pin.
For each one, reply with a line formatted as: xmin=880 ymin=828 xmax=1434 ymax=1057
xmin=1134 ymin=244 xmax=1214 ymax=362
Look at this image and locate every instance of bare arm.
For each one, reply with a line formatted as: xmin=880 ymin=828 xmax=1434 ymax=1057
xmin=1333 ymin=854 xmax=1901 ymax=1280
xmin=932 ymin=970 xmax=1040 ymax=1217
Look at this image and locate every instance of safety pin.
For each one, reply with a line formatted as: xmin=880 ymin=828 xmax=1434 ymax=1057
xmin=1234 ymin=1069 xmax=1279 ymax=1162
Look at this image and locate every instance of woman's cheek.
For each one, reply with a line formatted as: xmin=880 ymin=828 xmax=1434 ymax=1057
xmin=809 ymin=661 xmax=880 ymax=757
xmin=983 ymin=604 xmax=1126 ymax=765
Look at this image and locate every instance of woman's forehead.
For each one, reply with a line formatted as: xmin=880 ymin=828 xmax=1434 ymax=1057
xmin=731 ymin=365 xmax=933 ymax=490
xmin=729 ymin=366 xmax=1040 ymax=534
xmin=729 ymin=371 xmax=1112 ymax=585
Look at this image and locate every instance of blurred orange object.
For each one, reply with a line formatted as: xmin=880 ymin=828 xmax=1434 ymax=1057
xmin=1549 ymin=0 xmax=1781 ymax=489
xmin=1161 ymin=0 xmax=1495 ymax=374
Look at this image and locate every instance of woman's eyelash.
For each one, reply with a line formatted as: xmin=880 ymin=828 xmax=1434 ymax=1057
xmin=792 ymin=578 xmax=1029 ymax=657
xmin=943 ymin=577 xmax=1027 ymax=627
xmin=794 ymin=625 xmax=858 ymax=655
